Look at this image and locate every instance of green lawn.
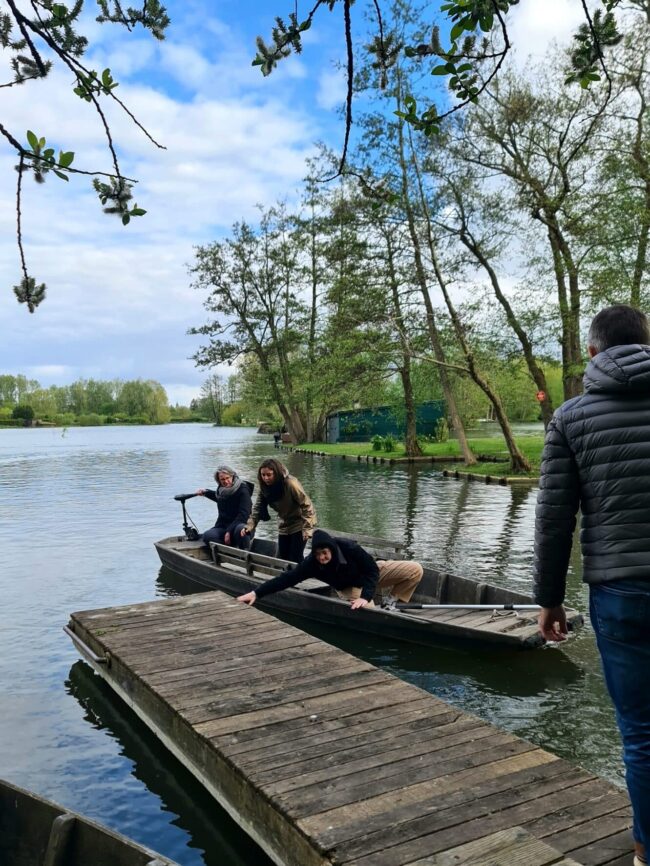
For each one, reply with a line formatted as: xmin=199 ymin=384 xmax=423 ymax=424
xmin=292 ymin=437 xmax=545 ymax=477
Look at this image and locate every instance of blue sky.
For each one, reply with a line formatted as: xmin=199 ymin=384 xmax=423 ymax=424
xmin=0 ymin=1 xmax=584 ymax=406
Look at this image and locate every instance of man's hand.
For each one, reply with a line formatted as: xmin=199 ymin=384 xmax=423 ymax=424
xmin=350 ymin=597 xmax=369 ymax=611
xmin=240 ymin=527 xmax=249 ymax=537
xmin=538 ymin=605 xmax=568 ymax=642
xmin=237 ymin=591 xmax=257 ymax=605
xmin=224 ymin=532 xmax=231 ymax=545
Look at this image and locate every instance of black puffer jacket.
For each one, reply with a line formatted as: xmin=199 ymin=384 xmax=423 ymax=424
xmin=203 ymin=481 xmax=253 ymax=537
xmin=255 ymin=529 xmax=380 ymax=602
xmin=533 ymin=344 xmax=650 ymax=608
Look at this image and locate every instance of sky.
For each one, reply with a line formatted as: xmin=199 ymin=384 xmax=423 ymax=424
xmin=0 ymin=0 xmax=586 ymax=406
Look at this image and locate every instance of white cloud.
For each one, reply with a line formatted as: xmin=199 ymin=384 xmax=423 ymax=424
xmin=317 ymin=67 xmax=347 ymax=110
xmin=0 ymin=29 xmax=320 ymax=401
xmin=508 ymin=0 xmax=589 ymax=66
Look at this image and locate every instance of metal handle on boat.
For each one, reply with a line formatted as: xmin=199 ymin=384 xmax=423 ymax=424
xmin=396 ymin=603 xmax=541 ymax=610
xmin=63 ymin=625 xmax=108 ymax=665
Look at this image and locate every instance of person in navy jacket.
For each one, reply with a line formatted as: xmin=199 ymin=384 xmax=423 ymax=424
xmin=196 ymin=464 xmax=253 ymax=551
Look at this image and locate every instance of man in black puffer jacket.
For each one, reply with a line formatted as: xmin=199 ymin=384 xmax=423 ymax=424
xmin=237 ymin=529 xmax=423 ymax=610
xmin=533 ymin=304 xmax=650 ymax=866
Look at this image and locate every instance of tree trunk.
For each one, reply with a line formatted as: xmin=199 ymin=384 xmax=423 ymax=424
xmin=395 ymin=95 xmax=476 ymax=465
xmin=385 ymin=231 xmax=423 ymax=457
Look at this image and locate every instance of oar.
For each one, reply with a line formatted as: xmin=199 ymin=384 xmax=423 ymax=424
xmin=395 ymin=603 xmax=540 ymax=611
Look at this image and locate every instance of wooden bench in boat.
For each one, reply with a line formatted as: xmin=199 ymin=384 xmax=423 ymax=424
xmin=209 ymin=543 xmax=334 ymax=595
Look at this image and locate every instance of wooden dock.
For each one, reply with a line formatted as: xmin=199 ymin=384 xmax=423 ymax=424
xmin=66 ymin=591 xmax=633 ymax=866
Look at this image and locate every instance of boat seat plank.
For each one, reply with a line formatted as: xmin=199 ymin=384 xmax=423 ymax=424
xmin=315 ymin=528 xmax=405 ymax=555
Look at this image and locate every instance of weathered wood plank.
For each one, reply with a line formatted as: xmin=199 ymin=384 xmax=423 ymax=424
xmin=300 ymin=753 xmax=568 ymax=850
xmin=402 ymin=826 xmax=581 ymax=866
xmin=68 ymin=590 xmax=632 ymax=866
xmin=329 ymin=774 xmax=603 ymax=863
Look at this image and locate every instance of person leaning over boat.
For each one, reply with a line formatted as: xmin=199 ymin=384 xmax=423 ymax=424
xmin=241 ymin=458 xmax=316 ymax=562
xmin=533 ymin=304 xmax=650 ymax=866
xmin=196 ymin=464 xmax=253 ymax=551
xmin=237 ymin=529 xmax=423 ymax=610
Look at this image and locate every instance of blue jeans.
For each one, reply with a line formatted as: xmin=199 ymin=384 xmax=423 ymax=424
xmin=590 ymin=580 xmax=650 ymax=847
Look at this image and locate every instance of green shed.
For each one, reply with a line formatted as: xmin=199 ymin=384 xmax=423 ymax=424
xmin=326 ymin=401 xmax=446 ymax=443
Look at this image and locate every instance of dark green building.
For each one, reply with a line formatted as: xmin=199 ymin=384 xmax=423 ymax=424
xmin=326 ymin=401 xmax=445 ymax=443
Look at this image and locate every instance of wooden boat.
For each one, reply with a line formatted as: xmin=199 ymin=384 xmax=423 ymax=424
xmin=154 ymin=530 xmax=584 ymax=650
xmin=0 ymin=777 xmax=179 ymax=866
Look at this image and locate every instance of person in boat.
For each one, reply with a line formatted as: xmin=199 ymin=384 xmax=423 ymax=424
xmin=241 ymin=458 xmax=316 ymax=562
xmin=237 ymin=529 xmax=423 ymax=609
xmin=533 ymin=304 xmax=650 ymax=866
xmin=196 ymin=464 xmax=253 ymax=551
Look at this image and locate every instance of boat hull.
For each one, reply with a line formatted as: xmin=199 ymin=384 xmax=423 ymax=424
xmin=0 ymin=777 xmax=178 ymax=866
xmin=155 ymin=537 xmax=583 ymax=650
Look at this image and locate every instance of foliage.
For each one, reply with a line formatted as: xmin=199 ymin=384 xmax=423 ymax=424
xmin=0 ymin=373 xmax=172 ymax=425
xmin=1 ymin=0 xmax=169 ymax=310
xmin=11 ymin=403 xmax=34 ymax=421
xmin=433 ymin=416 xmax=449 ymax=442
xmin=256 ymin=1 xmax=635 ymax=174
xmin=371 ymin=434 xmax=384 ymax=451
xmin=382 ymin=433 xmax=397 ymax=452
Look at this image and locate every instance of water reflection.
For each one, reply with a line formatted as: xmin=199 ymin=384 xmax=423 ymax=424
xmin=66 ymin=661 xmax=273 ymax=866
xmin=0 ymin=424 xmax=627 ymax=865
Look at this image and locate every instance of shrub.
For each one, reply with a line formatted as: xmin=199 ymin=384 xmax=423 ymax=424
xmin=434 ymin=418 xmax=449 ymax=442
xmin=371 ymin=434 xmax=383 ymax=451
xmin=382 ymin=434 xmax=397 ymax=452
xmin=12 ymin=404 xmax=34 ymax=421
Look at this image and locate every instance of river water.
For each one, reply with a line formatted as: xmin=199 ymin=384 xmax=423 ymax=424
xmin=0 ymin=424 xmax=621 ymax=865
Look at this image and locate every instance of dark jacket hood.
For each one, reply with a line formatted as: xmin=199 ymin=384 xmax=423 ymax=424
xmin=584 ymin=344 xmax=650 ymax=395
xmin=311 ymin=529 xmax=346 ymax=567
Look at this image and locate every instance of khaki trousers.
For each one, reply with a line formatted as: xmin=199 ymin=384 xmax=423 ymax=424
xmin=335 ymin=560 xmax=423 ymax=604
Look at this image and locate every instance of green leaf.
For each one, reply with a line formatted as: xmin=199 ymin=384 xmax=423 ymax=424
xmin=431 ymin=64 xmax=452 ymax=75
xmin=450 ymin=20 xmax=468 ymax=42
xmin=130 ymin=207 xmax=147 ymax=216
xmin=26 ymin=130 xmax=38 ymax=150
xmin=122 ymin=214 xmax=130 ymax=225
xmin=58 ymin=151 xmax=74 ymax=168
xmin=299 ymin=19 xmax=311 ymax=32
xmin=43 ymin=148 xmax=54 ymax=160
xmin=53 ymin=170 xmax=69 ymax=181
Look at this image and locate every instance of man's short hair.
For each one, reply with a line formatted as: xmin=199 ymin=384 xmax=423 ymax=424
xmin=588 ymin=304 xmax=650 ymax=354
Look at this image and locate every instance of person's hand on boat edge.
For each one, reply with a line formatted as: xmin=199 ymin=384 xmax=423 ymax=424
xmin=237 ymin=591 xmax=257 ymax=605
xmin=350 ymin=598 xmax=370 ymax=611
xmin=538 ymin=605 xmax=568 ymax=642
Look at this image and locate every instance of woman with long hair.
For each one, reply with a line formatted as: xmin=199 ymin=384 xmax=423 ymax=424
xmin=242 ymin=458 xmax=316 ymax=562
xmin=196 ymin=464 xmax=253 ymax=551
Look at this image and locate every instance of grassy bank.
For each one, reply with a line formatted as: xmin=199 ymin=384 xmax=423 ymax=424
xmin=290 ymin=437 xmax=545 ymax=478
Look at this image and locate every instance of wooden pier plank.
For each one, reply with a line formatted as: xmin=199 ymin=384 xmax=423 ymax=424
xmin=68 ymin=590 xmax=632 ymax=866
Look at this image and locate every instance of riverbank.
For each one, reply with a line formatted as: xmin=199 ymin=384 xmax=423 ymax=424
xmin=286 ymin=437 xmax=545 ymax=479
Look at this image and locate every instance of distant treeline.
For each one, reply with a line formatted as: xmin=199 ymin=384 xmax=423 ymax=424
xmin=0 ymin=374 xmax=176 ymax=426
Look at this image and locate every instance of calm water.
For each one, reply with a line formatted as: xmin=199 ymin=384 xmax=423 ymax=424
xmin=0 ymin=424 xmax=621 ymax=865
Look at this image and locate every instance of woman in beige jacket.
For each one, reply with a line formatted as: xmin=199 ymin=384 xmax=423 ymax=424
xmin=242 ymin=458 xmax=316 ymax=562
